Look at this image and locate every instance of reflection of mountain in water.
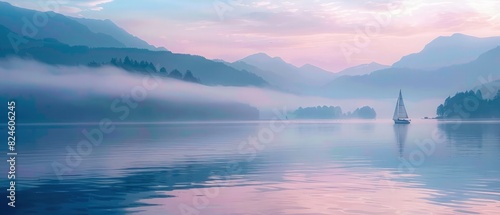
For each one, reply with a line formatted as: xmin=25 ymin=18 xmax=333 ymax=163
xmin=393 ymin=124 xmax=409 ymax=157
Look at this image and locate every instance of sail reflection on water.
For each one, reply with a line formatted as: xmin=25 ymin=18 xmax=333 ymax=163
xmin=394 ymin=124 xmax=409 ymax=157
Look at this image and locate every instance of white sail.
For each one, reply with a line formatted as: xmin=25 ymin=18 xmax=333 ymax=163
xmin=393 ymin=90 xmax=409 ymax=120
xmin=393 ymin=99 xmax=399 ymax=120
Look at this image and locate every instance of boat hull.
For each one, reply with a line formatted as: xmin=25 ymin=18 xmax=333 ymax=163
xmin=394 ymin=119 xmax=411 ymax=124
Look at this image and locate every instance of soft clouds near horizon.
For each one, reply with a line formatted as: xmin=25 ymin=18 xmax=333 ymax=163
xmin=4 ymin=0 xmax=500 ymax=71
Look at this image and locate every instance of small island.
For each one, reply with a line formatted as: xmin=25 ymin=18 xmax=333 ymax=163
xmin=291 ymin=106 xmax=376 ymax=119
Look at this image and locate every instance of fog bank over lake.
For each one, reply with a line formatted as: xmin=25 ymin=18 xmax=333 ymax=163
xmin=1 ymin=58 xmax=441 ymax=119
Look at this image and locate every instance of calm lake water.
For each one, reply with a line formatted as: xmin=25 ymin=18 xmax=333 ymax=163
xmin=2 ymin=120 xmax=500 ymax=214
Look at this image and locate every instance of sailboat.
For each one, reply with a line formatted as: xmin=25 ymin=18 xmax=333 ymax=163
xmin=393 ymin=90 xmax=411 ymax=124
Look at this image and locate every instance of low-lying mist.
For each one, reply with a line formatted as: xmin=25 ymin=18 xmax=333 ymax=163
xmin=0 ymin=58 xmax=441 ymax=122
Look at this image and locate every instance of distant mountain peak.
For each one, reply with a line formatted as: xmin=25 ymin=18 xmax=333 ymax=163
xmin=240 ymin=53 xmax=289 ymax=65
xmin=0 ymin=2 xmax=166 ymax=51
xmin=370 ymin=61 xmax=382 ymax=65
xmin=212 ymin=59 xmax=228 ymax=63
xmin=349 ymin=62 xmax=385 ymax=68
xmin=71 ymin=16 xmax=166 ymax=51
xmin=273 ymin=56 xmax=284 ymax=61
xmin=299 ymin=63 xmax=331 ymax=72
xmin=0 ymin=3 xmax=127 ymax=48
xmin=393 ymin=33 xmax=500 ymax=70
xmin=300 ymin=63 xmax=314 ymax=69
xmin=451 ymin=33 xmax=471 ymax=38
xmin=335 ymin=62 xmax=389 ymax=76
xmin=247 ymin=52 xmax=272 ymax=58
xmin=235 ymin=53 xmax=337 ymax=90
xmin=429 ymin=33 xmax=478 ymax=46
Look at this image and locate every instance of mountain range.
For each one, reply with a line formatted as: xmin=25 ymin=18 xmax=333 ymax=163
xmin=0 ymin=1 xmax=163 ymax=50
xmin=1 ymin=1 xmax=500 ymax=101
xmin=71 ymin=17 xmax=166 ymax=51
xmin=223 ymin=53 xmax=334 ymax=93
xmin=238 ymin=53 xmax=336 ymax=86
xmin=392 ymin=33 xmax=500 ymax=70
xmin=323 ymin=46 xmax=500 ymax=99
xmin=0 ymin=2 xmax=336 ymax=89
xmin=334 ymin=62 xmax=389 ymax=77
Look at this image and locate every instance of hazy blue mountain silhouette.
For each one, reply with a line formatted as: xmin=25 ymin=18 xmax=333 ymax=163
xmin=240 ymin=53 xmax=336 ymax=85
xmin=393 ymin=33 xmax=500 ymax=70
xmin=0 ymin=25 xmax=268 ymax=87
xmin=324 ymin=46 xmax=500 ymax=99
xmin=0 ymin=2 xmax=125 ymax=48
xmin=224 ymin=60 xmax=300 ymax=93
xmin=4 ymin=2 xmax=500 ymax=98
xmin=298 ymin=64 xmax=337 ymax=83
xmin=335 ymin=62 xmax=389 ymax=76
xmin=72 ymin=17 xmax=167 ymax=51
xmin=237 ymin=53 xmax=336 ymax=93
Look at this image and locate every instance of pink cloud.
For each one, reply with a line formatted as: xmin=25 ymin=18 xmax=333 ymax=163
xmin=88 ymin=0 xmax=500 ymax=71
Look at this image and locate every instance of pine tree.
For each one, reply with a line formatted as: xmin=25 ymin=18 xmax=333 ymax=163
xmin=183 ymin=70 xmax=199 ymax=83
xmin=169 ymin=69 xmax=183 ymax=80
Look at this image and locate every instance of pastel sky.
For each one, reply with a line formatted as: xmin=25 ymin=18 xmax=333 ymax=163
xmin=6 ymin=0 xmax=500 ymax=71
